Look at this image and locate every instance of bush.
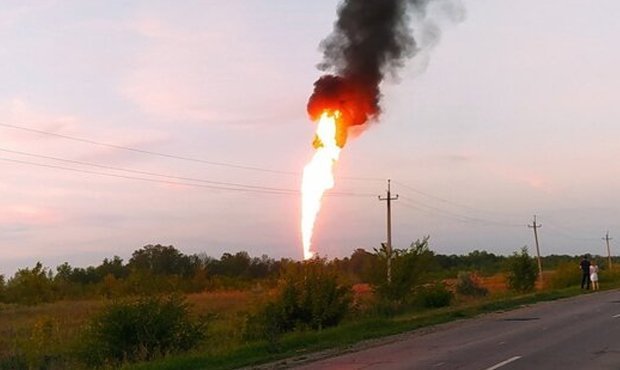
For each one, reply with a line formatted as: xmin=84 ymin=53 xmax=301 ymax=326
xmin=415 ymin=282 xmax=453 ymax=308
xmin=244 ymin=257 xmax=351 ymax=349
xmin=455 ymin=271 xmax=488 ymax=297
xmin=79 ymin=295 xmax=207 ymax=366
xmin=372 ymin=236 xmax=436 ymax=305
xmin=243 ymin=301 xmax=287 ymax=352
xmin=506 ymin=247 xmax=539 ymax=293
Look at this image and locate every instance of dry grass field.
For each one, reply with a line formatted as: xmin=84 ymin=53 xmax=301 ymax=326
xmin=0 ymin=269 xmax=590 ymax=368
xmin=0 ymin=290 xmax=263 ymax=367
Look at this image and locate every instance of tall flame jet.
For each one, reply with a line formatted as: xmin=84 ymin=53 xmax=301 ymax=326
xmin=301 ymin=110 xmax=343 ymax=260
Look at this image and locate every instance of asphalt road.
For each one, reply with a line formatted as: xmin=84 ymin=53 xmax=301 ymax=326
xmin=293 ymin=289 xmax=620 ymax=370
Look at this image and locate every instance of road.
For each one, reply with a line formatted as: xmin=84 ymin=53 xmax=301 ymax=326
xmin=292 ymin=289 xmax=620 ymax=369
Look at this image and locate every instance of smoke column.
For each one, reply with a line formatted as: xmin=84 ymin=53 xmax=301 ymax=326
xmin=301 ymin=0 xmax=461 ymax=259
xmin=307 ymin=0 xmax=451 ymax=141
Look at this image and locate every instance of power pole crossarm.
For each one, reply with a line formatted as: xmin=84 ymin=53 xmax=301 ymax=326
xmin=379 ymin=179 xmax=398 ymax=284
xmin=528 ymin=215 xmax=543 ymax=285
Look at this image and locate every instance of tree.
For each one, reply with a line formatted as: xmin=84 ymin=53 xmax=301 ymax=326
xmin=54 ymin=262 xmax=81 ymax=298
xmin=6 ymin=262 xmax=54 ymax=305
xmin=96 ymin=256 xmax=128 ymax=279
xmin=347 ymin=248 xmax=377 ymax=283
xmin=128 ymin=245 xmax=193 ymax=277
xmin=372 ymin=236 xmax=436 ymax=304
xmin=0 ymin=274 xmax=5 ymax=302
xmin=216 ymin=251 xmax=251 ymax=277
xmin=464 ymin=250 xmax=502 ymax=275
xmin=506 ymin=247 xmax=539 ymax=293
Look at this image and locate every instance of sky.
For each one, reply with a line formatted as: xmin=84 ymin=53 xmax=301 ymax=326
xmin=1 ymin=0 xmax=620 ymax=276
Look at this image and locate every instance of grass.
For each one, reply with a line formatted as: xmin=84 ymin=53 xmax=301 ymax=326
xmin=0 ymin=291 xmax=260 ymax=369
xmin=0 ymin=300 xmax=102 ymax=357
xmin=124 ymin=285 xmax=593 ymax=370
xmin=2 ymin=274 xmax=619 ymax=370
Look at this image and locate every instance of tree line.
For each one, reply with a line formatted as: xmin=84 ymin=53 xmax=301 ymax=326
xmin=0 ymin=243 xmax=615 ymax=305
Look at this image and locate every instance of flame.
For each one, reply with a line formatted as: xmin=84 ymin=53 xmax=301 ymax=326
xmin=301 ymin=110 xmax=342 ymax=260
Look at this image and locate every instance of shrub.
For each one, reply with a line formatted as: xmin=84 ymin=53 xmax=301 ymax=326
xmin=244 ymin=257 xmax=351 ymax=348
xmin=415 ymin=282 xmax=453 ymax=308
xmin=243 ymin=301 xmax=286 ymax=352
xmin=505 ymin=247 xmax=539 ymax=293
xmin=371 ymin=236 xmax=436 ymax=305
xmin=455 ymin=271 xmax=488 ymax=297
xmin=79 ymin=295 xmax=207 ymax=366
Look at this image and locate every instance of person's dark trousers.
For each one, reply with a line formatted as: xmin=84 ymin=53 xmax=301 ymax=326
xmin=581 ymin=272 xmax=591 ymax=289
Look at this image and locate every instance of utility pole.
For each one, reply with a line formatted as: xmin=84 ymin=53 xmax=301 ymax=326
xmin=378 ymin=179 xmax=398 ymax=284
xmin=528 ymin=215 xmax=543 ymax=285
xmin=603 ymin=231 xmax=613 ymax=271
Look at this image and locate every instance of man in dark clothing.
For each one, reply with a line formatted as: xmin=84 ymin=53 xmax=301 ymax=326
xmin=580 ymin=255 xmax=591 ymax=289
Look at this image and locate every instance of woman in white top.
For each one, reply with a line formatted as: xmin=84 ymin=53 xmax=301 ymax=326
xmin=590 ymin=261 xmax=599 ymax=290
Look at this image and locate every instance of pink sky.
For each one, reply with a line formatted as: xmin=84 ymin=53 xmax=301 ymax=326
xmin=1 ymin=0 xmax=620 ymax=275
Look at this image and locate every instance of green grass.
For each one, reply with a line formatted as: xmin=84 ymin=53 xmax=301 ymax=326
xmin=125 ymin=285 xmax=591 ymax=370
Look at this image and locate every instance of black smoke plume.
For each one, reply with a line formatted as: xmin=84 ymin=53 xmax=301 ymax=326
xmin=307 ymin=0 xmax=449 ymax=139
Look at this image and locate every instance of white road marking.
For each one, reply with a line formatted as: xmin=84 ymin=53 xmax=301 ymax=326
xmin=613 ymin=314 xmax=620 ymax=318
xmin=483 ymin=356 xmax=522 ymax=370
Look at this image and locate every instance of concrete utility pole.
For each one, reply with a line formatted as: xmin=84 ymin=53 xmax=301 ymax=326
xmin=378 ymin=179 xmax=398 ymax=284
xmin=528 ymin=215 xmax=543 ymax=285
xmin=603 ymin=231 xmax=613 ymax=271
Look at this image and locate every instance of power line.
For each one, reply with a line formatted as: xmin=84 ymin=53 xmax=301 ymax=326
xmin=0 ymin=156 xmax=294 ymax=195
xmin=399 ymin=195 xmax=525 ymax=228
xmin=543 ymin=222 xmax=599 ymax=242
xmin=399 ymin=199 xmax=480 ymax=224
xmin=392 ymin=180 xmax=520 ymax=217
xmin=0 ymin=121 xmax=383 ymax=181
xmin=0 ymin=156 xmax=373 ymax=197
xmin=0 ymin=122 xmax=295 ymax=174
xmin=0 ymin=146 xmax=296 ymax=193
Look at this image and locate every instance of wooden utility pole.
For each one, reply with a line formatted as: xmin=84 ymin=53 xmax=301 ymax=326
xmin=378 ymin=179 xmax=398 ymax=284
xmin=528 ymin=215 xmax=543 ymax=285
xmin=603 ymin=231 xmax=613 ymax=270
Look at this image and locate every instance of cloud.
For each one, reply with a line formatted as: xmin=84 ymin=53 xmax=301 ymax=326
xmin=122 ymin=19 xmax=248 ymax=123
xmin=486 ymin=160 xmax=551 ymax=193
xmin=0 ymin=204 xmax=61 ymax=226
xmin=0 ymin=1 xmax=56 ymax=29
xmin=121 ymin=16 xmax=303 ymax=126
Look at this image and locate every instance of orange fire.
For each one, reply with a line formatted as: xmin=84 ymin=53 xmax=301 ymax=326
xmin=301 ymin=110 xmax=343 ymax=260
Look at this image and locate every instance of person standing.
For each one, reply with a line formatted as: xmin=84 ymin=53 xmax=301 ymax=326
xmin=590 ymin=260 xmax=599 ymax=291
xmin=580 ymin=255 xmax=591 ymax=289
